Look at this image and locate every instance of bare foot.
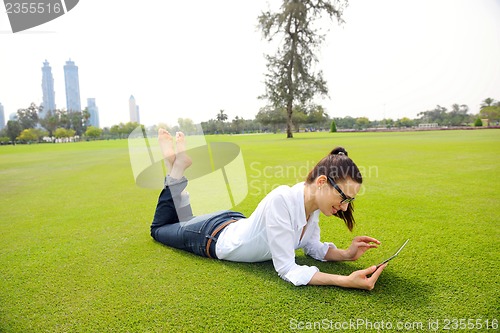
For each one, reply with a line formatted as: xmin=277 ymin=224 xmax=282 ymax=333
xmin=170 ymin=132 xmax=192 ymax=179
xmin=158 ymin=128 xmax=175 ymax=171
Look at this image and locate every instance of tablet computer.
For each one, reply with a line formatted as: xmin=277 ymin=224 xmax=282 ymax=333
xmin=376 ymin=239 xmax=409 ymax=268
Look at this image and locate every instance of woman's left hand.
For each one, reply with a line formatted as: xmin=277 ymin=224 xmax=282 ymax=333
xmin=344 ymin=236 xmax=380 ymax=261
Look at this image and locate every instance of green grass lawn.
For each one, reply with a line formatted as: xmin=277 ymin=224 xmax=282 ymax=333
xmin=1 ymin=130 xmax=499 ymax=332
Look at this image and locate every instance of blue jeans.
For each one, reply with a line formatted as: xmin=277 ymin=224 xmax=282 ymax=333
xmin=150 ymin=177 xmax=245 ymax=258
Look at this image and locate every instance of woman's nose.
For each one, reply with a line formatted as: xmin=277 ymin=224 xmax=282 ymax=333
xmin=340 ymin=202 xmax=349 ymax=211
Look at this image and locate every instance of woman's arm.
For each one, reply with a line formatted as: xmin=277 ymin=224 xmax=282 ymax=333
xmin=307 ymin=264 xmax=387 ymax=290
xmin=265 ymin=191 xmax=321 ymax=286
xmin=324 ymin=236 xmax=380 ymax=261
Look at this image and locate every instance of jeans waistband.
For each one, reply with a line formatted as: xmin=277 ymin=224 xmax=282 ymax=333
xmin=204 ymin=211 xmax=245 ymax=259
xmin=206 ymin=219 xmax=238 ymax=259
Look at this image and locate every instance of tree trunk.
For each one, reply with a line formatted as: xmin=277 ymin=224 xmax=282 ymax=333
xmin=285 ymin=14 xmax=297 ymax=139
xmin=286 ymin=99 xmax=294 ymax=138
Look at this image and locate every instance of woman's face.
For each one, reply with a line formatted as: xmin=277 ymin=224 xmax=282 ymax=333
xmin=317 ymin=177 xmax=361 ymax=216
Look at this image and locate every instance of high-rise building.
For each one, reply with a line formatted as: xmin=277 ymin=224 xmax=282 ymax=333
xmin=86 ymin=98 xmax=100 ymax=128
xmin=129 ymin=95 xmax=140 ymax=123
xmin=41 ymin=60 xmax=56 ymax=118
xmin=64 ymin=59 xmax=81 ymax=112
xmin=0 ymin=102 xmax=5 ymax=130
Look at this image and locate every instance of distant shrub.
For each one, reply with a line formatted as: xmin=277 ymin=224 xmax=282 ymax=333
xmin=330 ymin=120 xmax=337 ymax=132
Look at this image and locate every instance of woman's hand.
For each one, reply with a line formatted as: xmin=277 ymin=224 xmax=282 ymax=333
xmin=345 ymin=264 xmax=387 ymax=290
xmin=308 ymin=263 xmax=387 ymax=290
xmin=344 ymin=236 xmax=380 ymax=261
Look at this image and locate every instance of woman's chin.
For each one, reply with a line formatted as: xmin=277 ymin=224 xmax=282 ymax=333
xmin=322 ymin=208 xmax=337 ymax=216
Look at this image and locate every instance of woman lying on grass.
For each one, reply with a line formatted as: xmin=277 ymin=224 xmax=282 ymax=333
xmin=150 ymin=129 xmax=387 ymax=290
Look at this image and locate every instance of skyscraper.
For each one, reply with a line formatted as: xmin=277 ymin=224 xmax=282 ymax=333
xmin=0 ymin=102 xmax=5 ymax=130
xmin=64 ymin=59 xmax=81 ymax=112
xmin=41 ymin=60 xmax=56 ymax=118
xmin=129 ymin=95 xmax=140 ymax=123
xmin=86 ymin=98 xmax=100 ymax=128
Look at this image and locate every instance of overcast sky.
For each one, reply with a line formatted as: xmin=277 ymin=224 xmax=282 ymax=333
xmin=1 ymin=0 xmax=499 ymax=128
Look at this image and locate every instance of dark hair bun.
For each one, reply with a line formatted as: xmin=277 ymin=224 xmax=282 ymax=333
xmin=330 ymin=147 xmax=348 ymax=156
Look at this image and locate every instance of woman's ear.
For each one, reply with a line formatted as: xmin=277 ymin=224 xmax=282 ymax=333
xmin=316 ymin=175 xmax=327 ymax=187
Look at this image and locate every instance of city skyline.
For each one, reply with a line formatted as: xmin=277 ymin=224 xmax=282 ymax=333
xmin=42 ymin=59 xmax=101 ymax=128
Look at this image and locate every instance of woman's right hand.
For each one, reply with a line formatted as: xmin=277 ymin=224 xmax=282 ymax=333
xmin=345 ymin=264 xmax=387 ymax=290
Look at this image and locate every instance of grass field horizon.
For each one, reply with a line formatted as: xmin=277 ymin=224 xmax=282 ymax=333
xmin=1 ymin=130 xmax=499 ymax=332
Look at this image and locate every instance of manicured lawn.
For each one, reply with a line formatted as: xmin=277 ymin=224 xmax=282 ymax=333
xmin=1 ymin=130 xmax=498 ymax=332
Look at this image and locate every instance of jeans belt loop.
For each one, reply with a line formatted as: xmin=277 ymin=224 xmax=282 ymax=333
xmin=206 ymin=219 xmax=237 ymax=259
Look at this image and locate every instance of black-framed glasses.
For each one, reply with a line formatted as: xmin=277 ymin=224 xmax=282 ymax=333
xmin=326 ymin=176 xmax=355 ymax=204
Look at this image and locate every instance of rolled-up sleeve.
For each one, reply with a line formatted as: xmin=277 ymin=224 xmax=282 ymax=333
xmin=265 ymin=192 xmax=319 ymax=286
xmin=303 ymin=222 xmax=336 ymax=261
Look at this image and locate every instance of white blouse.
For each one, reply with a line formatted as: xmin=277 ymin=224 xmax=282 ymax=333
xmin=216 ymin=182 xmax=336 ymax=286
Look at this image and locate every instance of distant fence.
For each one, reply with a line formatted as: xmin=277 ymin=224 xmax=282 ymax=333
xmin=338 ymin=126 xmax=500 ymax=133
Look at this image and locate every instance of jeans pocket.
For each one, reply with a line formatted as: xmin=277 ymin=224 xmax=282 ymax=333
xmin=183 ymin=211 xmax=229 ymax=234
xmin=183 ymin=217 xmax=210 ymax=234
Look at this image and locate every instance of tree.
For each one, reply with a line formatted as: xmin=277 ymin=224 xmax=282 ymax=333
xmin=54 ymin=127 xmax=75 ymax=139
xmin=68 ymin=111 xmax=85 ymax=136
xmin=85 ymin=126 xmax=103 ymax=140
xmin=334 ymin=116 xmax=356 ymax=129
xmin=479 ymin=105 xmax=500 ymax=123
xmin=380 ymin=118 xmax=394 ymax=128
xmin=6 ymin=120 xmax=22 ymax=144
xmin=330 ymin=120 xmax=337 ymax=132
xmin=17 ymin=129 xmax=37 ymax=142
xmin=446 ymin=104 xmax=471 ymax=126
xmin=123 ymin=122 xmax=142 ymax=136
xmin=480 ymin=97 xmax=495 ymax=109
xmin=417 ymin=105 xmax=448 ymax=125
xmin=215 ymin=110 xmax=228 ymax=134
xmin=57 ymin=109 xmax=71 ymax=129
xmin=200 ymin=119 xmax=218 ymax=135
xmin=355 ymin=117 xmax=370 ymax=130
xmin=110 ymin=124 xmax=122 ymax=138
xmin=216 ymin=110 xmax=228 ymax=122
xmin=255 ymin=105 xmax=287 ymax=132
xmin=474 ymin=118 xmax=483 ymax=127
xmin=396 ymin=117 xmax=414 ymax=128
xmin=39 ymin=110 xmax=60 ymax=136
xmin=231 ymin=116 xmax=245 ymax=134
xmin=82 ymin=108 xmax=91 ymax=127
xmin=17 ymin=128 xmax=46 ymax=143
xmin=258 ymin=0 xmax=347 ymax=138
xmin=54 ymin=128 xmax=67 ymax=139
xmin=177 ymin=118 xmax=197 ymax=134
xmin=306 ymin=104 xmax=328 ymax=127
xmin=17 ymin=103 xmax=40 ymax=130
